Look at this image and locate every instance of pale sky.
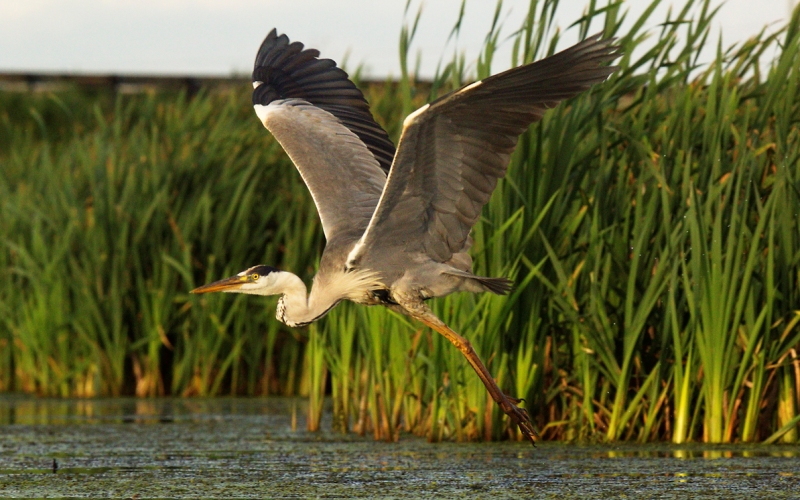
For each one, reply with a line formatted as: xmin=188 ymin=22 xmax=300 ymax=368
xmin=0 ymin=0 xmax=797 ymax=79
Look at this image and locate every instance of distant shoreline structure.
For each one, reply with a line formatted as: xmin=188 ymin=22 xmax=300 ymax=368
xmin=0 ymin=72 xmax=403 ymax=93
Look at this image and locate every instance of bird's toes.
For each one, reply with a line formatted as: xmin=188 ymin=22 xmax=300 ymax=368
xmin=501 ymin=395 xmax=539 ymax=445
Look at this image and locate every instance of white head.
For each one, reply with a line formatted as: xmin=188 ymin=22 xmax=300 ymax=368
xmin=191 ymin=265 xmax=292 ymax=296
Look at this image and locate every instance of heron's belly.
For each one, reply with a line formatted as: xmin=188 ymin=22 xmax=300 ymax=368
xmin=358 ymin=289 xmax=398 ymax=306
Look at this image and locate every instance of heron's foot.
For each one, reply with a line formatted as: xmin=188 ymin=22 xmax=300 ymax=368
xmin=499 ymin=394 xmax=539 ymax=446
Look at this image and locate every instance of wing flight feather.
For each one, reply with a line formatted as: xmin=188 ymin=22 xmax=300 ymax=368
xmin=252 ymin=29 xmax=396 ymax=174
xmin=352 ymin=33 xmax=620 ymax=265
xmin=251 ymin=30 xmax=396 ymax=242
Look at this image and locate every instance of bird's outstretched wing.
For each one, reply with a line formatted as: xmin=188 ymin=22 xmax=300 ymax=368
xmin=252 ymin=29 xmax=396 ymax=241
xmin=350 ymin=33 xmax=619 ymax=265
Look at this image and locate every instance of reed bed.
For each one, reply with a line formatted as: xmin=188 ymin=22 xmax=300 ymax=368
xmin=1 ymin=0 xmax=799 ymax=443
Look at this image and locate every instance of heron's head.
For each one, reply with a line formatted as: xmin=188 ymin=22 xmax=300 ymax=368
xmin=191 ymin=265 xmax=283 ymax=296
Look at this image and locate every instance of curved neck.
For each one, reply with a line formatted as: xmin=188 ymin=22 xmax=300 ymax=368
xmin=274 ymin=272 xmax=337 ymax=327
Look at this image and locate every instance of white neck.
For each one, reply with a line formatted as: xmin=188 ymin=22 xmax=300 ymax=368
xmin=268 ymin=269 xmax=381 ymax=327
xmin=265 ymin=272 xmax=320 ymax=327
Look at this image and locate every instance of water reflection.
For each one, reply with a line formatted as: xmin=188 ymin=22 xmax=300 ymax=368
xmin=0 ymin=395 xmax=304 ymax=425
xmin=603 ymin=445 xmax=800 ymax=459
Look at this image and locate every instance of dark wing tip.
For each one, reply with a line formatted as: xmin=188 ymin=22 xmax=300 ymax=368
xmin=563 ymin=32 xmax=622 ymax=71
xmin=428 ymin=32 xmax=621 ymax=112
xmin=252 ymin=29 xmax=368 ymax=107
xmin=251 ymin=29 xmax=396 ymax=174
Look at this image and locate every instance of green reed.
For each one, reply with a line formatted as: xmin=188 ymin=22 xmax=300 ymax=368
xmin=1 ymin=0 xmax=799 ymax=444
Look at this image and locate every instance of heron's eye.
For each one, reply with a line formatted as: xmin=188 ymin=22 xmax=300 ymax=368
xmin=251 ymin=273 xmax=260 ymax=281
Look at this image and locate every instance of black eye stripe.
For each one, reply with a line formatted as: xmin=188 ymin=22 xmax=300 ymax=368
xmin=247 ymin=265 xmax=279 ymax=276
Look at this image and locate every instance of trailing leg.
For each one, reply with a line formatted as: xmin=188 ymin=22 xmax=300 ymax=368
xmin=401 ymin=299 xmax=538 ymax=445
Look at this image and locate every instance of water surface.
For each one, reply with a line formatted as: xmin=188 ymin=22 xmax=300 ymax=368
xmin=0 ymin=396 xmax=797 ymax=498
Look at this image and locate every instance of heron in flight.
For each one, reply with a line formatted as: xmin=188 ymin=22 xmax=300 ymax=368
xmin=192 ymin=29 xmax=619 ymax=445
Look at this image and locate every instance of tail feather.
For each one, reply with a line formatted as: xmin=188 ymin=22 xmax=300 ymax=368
xmin=473 ymin=276 xmax=514 ymax=295
xmin=443 ymin=269 xmax=514 ymax=295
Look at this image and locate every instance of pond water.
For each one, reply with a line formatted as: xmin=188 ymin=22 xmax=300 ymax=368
xmin=0 ymin=396 xmax=797 ymax=498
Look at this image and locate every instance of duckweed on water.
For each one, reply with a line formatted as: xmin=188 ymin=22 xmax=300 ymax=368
xmin=0 ymin=397 xmax=799 ymax=498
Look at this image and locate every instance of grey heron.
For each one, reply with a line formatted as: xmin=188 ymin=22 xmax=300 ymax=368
xmin=192 ymin=29 xmax=620 ymax=445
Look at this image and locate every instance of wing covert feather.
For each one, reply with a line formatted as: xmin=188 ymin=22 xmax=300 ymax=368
xmin=256 ymin=100 xmax=387 ymax=241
